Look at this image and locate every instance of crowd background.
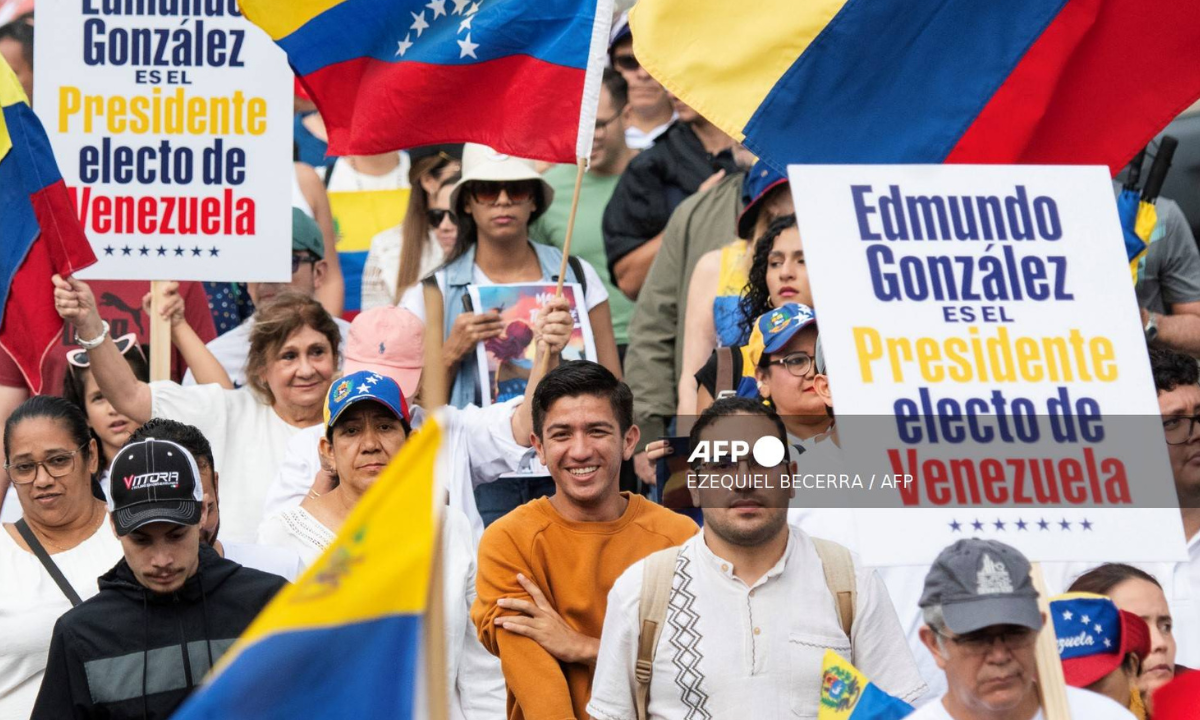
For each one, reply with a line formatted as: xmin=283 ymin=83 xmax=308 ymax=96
xmin=1 ymin=1 xmax=1200 ymax=719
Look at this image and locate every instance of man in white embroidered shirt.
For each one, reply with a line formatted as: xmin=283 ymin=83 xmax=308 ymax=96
xmin=908 ymin=538 xmax=1135 ymax=719
xmin=587 ymin=397 xmax=926 ymax=719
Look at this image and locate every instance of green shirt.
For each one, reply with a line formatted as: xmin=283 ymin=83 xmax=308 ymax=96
xmin=530 ymin=165 xmax=633 ymax=345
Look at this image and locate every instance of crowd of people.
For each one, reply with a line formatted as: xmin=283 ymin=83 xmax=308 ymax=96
xmin=1 ymin=6 xmax=1199 ymax=720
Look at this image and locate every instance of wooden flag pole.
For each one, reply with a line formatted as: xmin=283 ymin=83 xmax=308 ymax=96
xmin=148 ymin=281 xmax=172 ymax=382
xmin=421 ymin=270 xmax=449 ymax=720
xmin=533 ymin=157 xmax=588 ymax=377
xmin=1030 ymin=562 xmax=1072 ymax=720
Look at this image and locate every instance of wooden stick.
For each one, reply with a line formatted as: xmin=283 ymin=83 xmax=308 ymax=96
xmin=1030 ymin=562 xmax=1072 ymax=720
xmin=422 ymin=280 xmax=449 ymax=409
xmin=424 ymin=515 xmax=448 ymax=720
xmin=148 ymin=280 xmax=172 ymax=382
xmin=533 ymin=157 xmax=587 ymax=379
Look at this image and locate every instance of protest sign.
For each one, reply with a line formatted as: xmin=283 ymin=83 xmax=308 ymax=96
xmin=790 ymin=164 xmax=1189 ymax=567
xmin=468 ymin=283 xmax=595 ymax=406
xmin=32 ymin=0 xmax=292 ymax=282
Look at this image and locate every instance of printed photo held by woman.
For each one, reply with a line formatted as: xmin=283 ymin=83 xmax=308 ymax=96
xmin=0 ymin=397 xmax=120 ymax=720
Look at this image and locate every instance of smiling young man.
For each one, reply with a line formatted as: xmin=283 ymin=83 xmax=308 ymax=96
xmin=588 ymin=398 xmax=925 ymax=719
xmin=472 ymin=361 xmax=697 ymax=720
xmin=31 ymin=438 xmax=285 ymax=719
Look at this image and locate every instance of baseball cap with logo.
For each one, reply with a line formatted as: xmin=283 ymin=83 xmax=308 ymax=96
xmin=747 ymin=303 xmax=816 ymax=368
xmin=737 ymin=161 xmax=789 ymax=240
xmin=920 ymin=538 xmax=1042 ymax=634
xmin=1050 ymin=593 xmax=1151 ymax=688
xmin=324 ymin=370 xmax=411 ymax=438
xmin=343 ymin=307 xmax=423 ymax=398
xmin=104 ymin=438 xmax=203 ymax=536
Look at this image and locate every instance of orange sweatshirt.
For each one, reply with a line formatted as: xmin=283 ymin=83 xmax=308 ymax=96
xmin=472 ymin=493 xmax=697 ymax=720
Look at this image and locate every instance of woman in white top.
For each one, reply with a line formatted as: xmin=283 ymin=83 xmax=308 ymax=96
xmin=53 ymin=277 xmax=340 ymax=544
xmin=360 ymin=153 xmax=462 ymax=310
xmin=0 ymin=396 xmax=121 ymax=720
xmin=258 ymin=371 xmax=410 ymax=566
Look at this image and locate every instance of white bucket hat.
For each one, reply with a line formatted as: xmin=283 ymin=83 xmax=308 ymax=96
xmin=450 ymin=143 xmax=555 ymax=223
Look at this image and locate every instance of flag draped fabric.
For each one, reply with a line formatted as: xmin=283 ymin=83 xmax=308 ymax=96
xmin=240 ymin=0 xmax=613 ymax=163
xmin=0 ymin=57 xmax=96 ymax=393
xmin=818 ymin=650 xmax=914 ymax=720
xmin=629 ymin=0 xmax=1200 ymax=175
xmin=171 ymin=418 xmax=442 ymax=720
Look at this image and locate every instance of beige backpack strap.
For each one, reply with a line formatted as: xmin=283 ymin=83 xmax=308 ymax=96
xmin=635 ymin=546 xmax=681 ymax=720
xmin=715 ymin=346 xmax=734 ymax=397
xmin=812 ymin=537 xmax=857 ymax=640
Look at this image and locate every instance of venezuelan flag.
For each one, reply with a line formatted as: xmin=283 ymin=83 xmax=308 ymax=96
xmin=0 ymin=56 xmax=95 ymax=393
xmin=241 ymin=0 xmax=613 ymax=163
xmin=172 ymin=418 xmax=442 ymax=720
xmin=818 ymin=650 xmax=914 ymax=720
xmin=630 ymin=0 xmax=1200 ymax=174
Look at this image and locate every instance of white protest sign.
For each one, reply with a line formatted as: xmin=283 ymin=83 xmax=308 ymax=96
xmin=789 ymin=164 xmax=1188 ymax=566
xmin=33 ymin=0 xmax=292 ymax=281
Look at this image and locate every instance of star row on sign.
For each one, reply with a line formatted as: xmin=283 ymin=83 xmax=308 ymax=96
xmin=397 ymin=0 xmax=482 ymax=59
xmin=948 ymin=517 xmax=1094 ymax=533
xmin=102 ymin=245 xmax=219 ymax=258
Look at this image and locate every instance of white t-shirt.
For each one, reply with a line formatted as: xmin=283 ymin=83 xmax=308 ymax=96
xmin=397 ymin=256 xmax=610 ymax=324
xmin=256 ymin=506 xmax=334 ymax=568
xmin=0 ymin=520 xmax=122 ymax=720
xmin=151 ymin=382 xmax=315 ymax=544
xmin=220 ymin=541 xmax=305 ymax=583
xmin=182 ymin=316 xmax=352 ymax=389
xmin=261 ymin=401 xmax=534 ymax=544
xmin=360 ymin=225 xmax=445 ymax=311
xmin=904 ymin=686 xmax=1136 ymax=720
xmin=625 ymin=115 xmax=676 ymax=151
xmin=587 ymin=526 xmax=927 ymax=720
xmin=325 ymin=152 xmax=412 ymax=193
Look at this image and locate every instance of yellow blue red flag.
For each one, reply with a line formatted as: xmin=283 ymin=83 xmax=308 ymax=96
xmin=172 ymin=418 xmax=442 ymax=719
xmin=819 ymin=650 xmax=913 ymax=720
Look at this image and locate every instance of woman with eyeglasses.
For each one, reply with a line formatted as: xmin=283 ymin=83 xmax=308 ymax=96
xmin=0 ymin=397 xmax=121 ymax=720
xmin=61 ymin=334 xmax=149 ymax=498
xmin=360 ymin=153 xmax=462 ymax=310
xmin=399 ymin=143 xmax=621 ymax=409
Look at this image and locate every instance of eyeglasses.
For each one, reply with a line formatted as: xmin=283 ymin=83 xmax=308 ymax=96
xmin=1163 ymin=414 xmax=1200 ymax=445
xmin=935 ymin=628 xmax=1038 ymax=656
xmin=426 ymin=208 xmax=458 ymax=227
xmin=6 ymin=443 xmax=88 ymax=485
xmin=67 ymin=333 xmax=142 ymax=368
xmin=595 ymin=113 xmax=621 ymax=133
xmin=612 ymin=53 xmax=639 ymax=72
xmin=692 ymin=456 xmax=787 ymax=474
xmin=763 ymin=352 xmax=814 ymax=378
xmin=469 ymin=182 xmax=536 ymax=206
xmin=292 ymin=253 xmax=319 ymax=274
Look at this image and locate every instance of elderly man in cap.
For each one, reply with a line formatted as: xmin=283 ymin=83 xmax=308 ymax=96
xmin=31 ymin=438 xmax=285 ymax=719
xmin=184 ymin=208 xmax=350 ymax=388
xmin=909 ymin=538 xmax=1135 ymax=719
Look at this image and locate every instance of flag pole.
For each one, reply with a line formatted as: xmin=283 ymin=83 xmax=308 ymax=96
xmin=421 ymin=275 xmax=449 ymax=720
xmin=148 ymin=281 xmax=172 ymax=381
xmin=534 ymin=156 xmax=587 ymax=377
xmin=1030 ymin=562 xmax=1071 ymax=720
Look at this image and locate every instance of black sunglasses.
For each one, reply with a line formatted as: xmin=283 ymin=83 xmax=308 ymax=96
xmin=469 ymin=181 xmax=536 ymax=205
xmin=427 ymin=208 xmax=458 ymax=227
xmin=613 ymin=53 xmax=639 ymax=72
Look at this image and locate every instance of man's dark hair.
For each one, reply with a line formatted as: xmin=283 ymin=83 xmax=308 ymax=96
xmin=1148 ymin=344 xmax=1199 ymax=394
xmin=1068 ymin=563 xmax=1163 ymax=595
xmin=532 ymin=360 xmax=633 ymax=438
xmin=0 ymin=19 xmax=33 ymax=66
xmin=739 ymin=213 xmax=798 ymax=340
xmin=689 ymin=397 xmax=790 ymax=467
xmin=128 ymin=418 xmax=215 ymax=471
xmin=601 ymin=68 xmax=628 ymax=112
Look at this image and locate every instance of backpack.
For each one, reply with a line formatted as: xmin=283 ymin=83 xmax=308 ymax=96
xmin=633 ymin=538 xmax=857 ymax=720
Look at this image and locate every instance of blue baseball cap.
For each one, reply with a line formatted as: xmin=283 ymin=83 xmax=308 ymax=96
xmin=324 ymin=371 xmax=410 ymax=437
xmin=609 ymin=11 xmax=632 ymax=53
xmin=748 ymin=303 xmax=817 ymax=367
xmin=1050 ymin=593 xmax=1150 ymax=688
xmin=737 ymin=161 xmax=789 ymax=239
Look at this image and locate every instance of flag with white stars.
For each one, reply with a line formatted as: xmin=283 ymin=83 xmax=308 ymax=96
xmin=1050 ymin=592 xmax=1150 ymax=688
xmin=242 ymin=0 xmax=614 ymax=162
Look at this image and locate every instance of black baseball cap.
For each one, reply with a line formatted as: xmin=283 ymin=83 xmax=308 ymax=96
xmin=104 ymin=438 xmax=203 ymax=536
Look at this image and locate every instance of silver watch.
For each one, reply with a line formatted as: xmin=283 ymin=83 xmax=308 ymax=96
xmin=74 ymin=320 xmax=110 ymax=350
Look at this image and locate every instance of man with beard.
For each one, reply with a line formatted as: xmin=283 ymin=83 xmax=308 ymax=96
xmin=588 ymin=398 xmax=925 ymax=719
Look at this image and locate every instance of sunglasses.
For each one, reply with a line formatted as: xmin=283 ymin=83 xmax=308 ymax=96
xmin=427 ymin=208 xmax=458 ymax=227
xmin=613 ymin=53 xmax=639 ymax=72
xmin=469 ymin=181 xmax=536 ymax=205
xmin=67 ymin=333 xmax=143 ymax=368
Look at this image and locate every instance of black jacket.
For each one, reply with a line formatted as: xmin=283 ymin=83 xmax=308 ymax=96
xmin=602 ymin=121 xmax=740 ymax=278
xmin=31 ymin=543 xmax=285 ymax=720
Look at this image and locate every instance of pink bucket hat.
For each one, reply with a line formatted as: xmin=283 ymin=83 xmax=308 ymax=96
xmin=343 ymin=306 xmax=423 ymax=398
